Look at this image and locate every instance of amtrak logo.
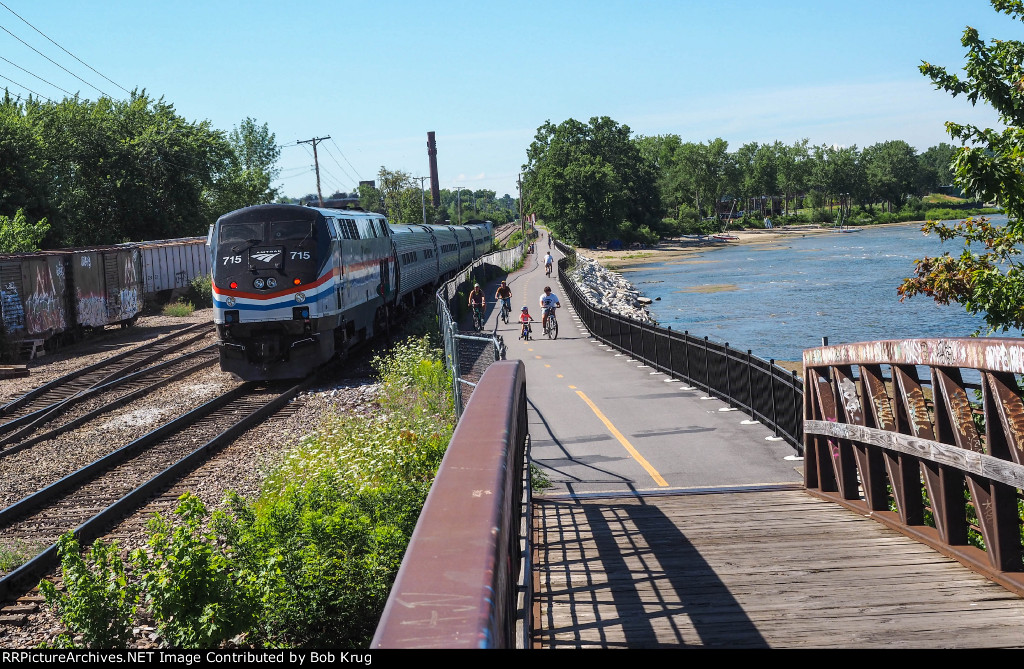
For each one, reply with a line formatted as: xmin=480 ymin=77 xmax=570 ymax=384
xmin=251 ymin=251 xmax=282 ymax=263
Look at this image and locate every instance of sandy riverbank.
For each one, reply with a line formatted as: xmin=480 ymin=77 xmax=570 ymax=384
xmin=577 ymin=221 xmax=927 ymax=271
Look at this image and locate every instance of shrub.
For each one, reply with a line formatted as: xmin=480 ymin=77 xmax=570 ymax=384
xmin=187 ymin=274 xmax=213 ymax=308
xmin=811 ymin=209 xmax=834 ymax=224
xmin=162 ymin=300 xmax=195 ymax=317
xmin=39 ymin=533 xmax=139 ymax=649
xmin=132 ymin=494 xmax=259 ymax=648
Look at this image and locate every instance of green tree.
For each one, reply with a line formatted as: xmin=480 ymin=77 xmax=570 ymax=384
xmin=917 ymin=142 xmax=958 ymax=193
xmin=523 ymin=116 xmax=661 ymax=245
xmin=203 ymin=117 xmax=281 ymax=220
xmin=862 ymin=140 xmax=918 ymax=211
xmin=26 ymin=92 xmax=231 ymax=245
xmin=899 ymin=0 xmax=1024 ymax=332
xmin=0 ymin=208 xmax=48 ymax=252
xmin=778 ymin=139 xmax=811 ymax=215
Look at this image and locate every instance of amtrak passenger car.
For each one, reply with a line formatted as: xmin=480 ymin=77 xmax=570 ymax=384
xmin=211 ymin=203 xmax=492 ymax=380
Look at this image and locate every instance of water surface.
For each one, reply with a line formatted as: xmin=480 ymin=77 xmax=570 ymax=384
xmin=627 ymin=219 xmax=1016 ymax=362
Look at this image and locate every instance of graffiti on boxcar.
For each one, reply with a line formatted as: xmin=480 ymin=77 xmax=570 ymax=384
xmin=118 ymin=286 xmax=140 ymax=319
xmin=0 ymin=281 xmax=25 ymax=333
xmin=24 ymin=263 xmax=66 ymax=334
xmin=76 ymin=290 xmax=107 ymax=327
xmin=111 ymin=253 xmax=141 ymax=321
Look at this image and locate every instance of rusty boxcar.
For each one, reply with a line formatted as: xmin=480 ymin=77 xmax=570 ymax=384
xmin=1 ymin=237 xmax=211 ymax=358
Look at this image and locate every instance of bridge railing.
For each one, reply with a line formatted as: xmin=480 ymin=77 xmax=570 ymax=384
xmin=372 ymin=360 xmax=529 ymax=648
xmin=803 ymin=338 xmax=1024 ymax=594
xmin=555 ymin=244 xmax=803 ymax=451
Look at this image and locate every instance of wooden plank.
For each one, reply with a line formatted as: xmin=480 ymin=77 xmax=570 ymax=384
xmin=532 ymin=489 xmax=1024 ymax=648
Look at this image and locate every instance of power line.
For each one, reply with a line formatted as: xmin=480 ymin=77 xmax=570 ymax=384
xmin=319 ymin=143 xmax=356 ymax=184
xmin=0 ymin=1 xmax=129 ymax=95
xmin=0 ymin=74 xmax=54 ymax=103
xmin=0 ymin=54 xmax=74 ymax=97
xmin=0 ymin=21 xmax=109 ymax=97
xmin=329 ymin=138 xmax=363 ymax=182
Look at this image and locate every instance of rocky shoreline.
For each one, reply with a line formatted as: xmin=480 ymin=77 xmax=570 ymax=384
xmin=567 ymin=254 xmax=657 ymax=324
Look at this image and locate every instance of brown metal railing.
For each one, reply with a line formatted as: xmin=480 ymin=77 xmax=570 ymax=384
xmin=372 ymin=360 xmax=529 ymax=648
xmin=803 ymin=338 xmax=1024 ymax=594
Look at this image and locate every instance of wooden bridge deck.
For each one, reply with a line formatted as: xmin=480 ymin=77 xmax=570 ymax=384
xmin=531 ymin=487 xmax=1024 ymax=648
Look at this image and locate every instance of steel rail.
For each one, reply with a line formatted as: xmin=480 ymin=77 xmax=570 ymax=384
xmin=0 ymin=349 xmax=219 ymax=455
xmin=0 ymin=322 xmax=213 ymax=417
xmin=0 ymin=376 xmax=309 ymax=601
xmin=0 ymin=345 xmax=218 ymax=446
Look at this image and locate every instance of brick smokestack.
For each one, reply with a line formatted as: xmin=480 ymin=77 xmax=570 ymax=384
xmin=427 ymin=131 xmax=440 ymax=208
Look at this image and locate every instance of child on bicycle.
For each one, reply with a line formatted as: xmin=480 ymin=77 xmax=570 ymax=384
xmin=518 ymin=306 xmax=535 ymax=340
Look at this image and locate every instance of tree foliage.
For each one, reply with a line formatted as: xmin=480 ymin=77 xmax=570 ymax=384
xmin=523 ymin=117 xmax=660 ymax=245
xmin=203 ymin=117 xmax=281 ymax=221
xmin=0 ymin=208 xmax=48 ymax=253
xmin=0 ymin=91 xmax=279 ymax=248
xmin=898 ymin=0 xmax=1024 ymax=332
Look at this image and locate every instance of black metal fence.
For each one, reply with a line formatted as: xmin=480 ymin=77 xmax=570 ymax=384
xmin=556 ymin=244 xmax=803 ymax=452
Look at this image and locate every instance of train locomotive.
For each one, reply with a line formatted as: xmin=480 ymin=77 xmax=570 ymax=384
xmin=211 ymin=203 xmax=492 ymax=381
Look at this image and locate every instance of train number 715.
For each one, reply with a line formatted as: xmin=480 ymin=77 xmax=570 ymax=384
xmin=291 ymin=251 xmax=310 ymax=260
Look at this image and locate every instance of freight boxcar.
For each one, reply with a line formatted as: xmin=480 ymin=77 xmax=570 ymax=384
xmin=136 ymin=237 xmax=211 ymax=303
xmin=1 ymin=235 xmax=212 ymax=354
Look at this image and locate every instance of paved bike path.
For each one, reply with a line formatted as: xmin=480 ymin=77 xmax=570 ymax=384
xmin=478 ymin=242 xmax=802 ymax=496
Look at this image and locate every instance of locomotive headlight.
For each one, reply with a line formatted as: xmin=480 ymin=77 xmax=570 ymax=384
xmin=266 ymin=277 xmax=278 ymax=288
xmin=226 ymin=296 xmax=236 ymax=307
xmin=253 ymin=278 xmax=265 ymax=289
xmin=295 ymin=292 xmax=306 ymax=303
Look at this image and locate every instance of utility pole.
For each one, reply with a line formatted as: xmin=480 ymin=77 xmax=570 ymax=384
xmin=297 ymin=136 xmax=330 ymax=206
xmin=455 ymin=186 xmax=465 ymax=225
xmin=415 ymin=176 xmax=428 ymax=225
xmin=518 ymin=173 xmax=525 ymax=238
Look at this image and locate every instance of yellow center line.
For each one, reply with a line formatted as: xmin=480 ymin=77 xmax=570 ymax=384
xmin=574 ymin=389 xmax=669 ymax=487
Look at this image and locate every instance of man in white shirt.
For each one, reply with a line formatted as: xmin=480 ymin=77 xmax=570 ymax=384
xmin=539 ymin=286 xmax=560 ymax=331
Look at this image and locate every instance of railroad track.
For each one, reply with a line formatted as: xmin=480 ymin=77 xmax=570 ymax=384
xmin=494 ymin=223 xmax=519 ymax=247
xmin=0 ymin=322 xmax=215 ymax=425
xmin=0 ymin=346 xmax=220 ymax=455
xmin=0 ymin=377 xmax=309 ymax=600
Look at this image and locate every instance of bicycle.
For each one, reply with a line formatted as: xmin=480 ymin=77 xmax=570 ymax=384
xmin=499 ymin=299 xmax=510 ymax=324
xmin=543 ymin=308 xmax=558 ymax=339
xmin=545 ymin=262 xmax=553 ymax=277
xmin=472 ymin=303 xmax=485 ymax=331
xmin=520 ymin=321 xmax=532 ymax=341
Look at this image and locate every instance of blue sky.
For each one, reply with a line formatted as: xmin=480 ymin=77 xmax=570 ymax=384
xmin=0 ymin=1 xmax=1016 ymax=201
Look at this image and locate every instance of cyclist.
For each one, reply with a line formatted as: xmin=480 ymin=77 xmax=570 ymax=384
xmin=518 ymin=306 xmax=535 ymax=340
xmin=468 ymin=283 xmax=485 ymax=329
xmin=494 ymin=281 xmax=512 ymax=321
xmin=544 ymin=251 xmax=554 ymax=276
xmin=548 ymin=234 xmax=552 ymax=249
xmin=539 ymin=286 xmax=560 ymax=332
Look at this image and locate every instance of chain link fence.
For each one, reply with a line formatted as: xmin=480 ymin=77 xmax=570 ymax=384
xmin=436 ymin=242 xmax=527 ymax=416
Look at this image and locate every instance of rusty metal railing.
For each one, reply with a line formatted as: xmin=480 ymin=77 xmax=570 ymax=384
xmin=372 ymin=360 xmax=529 ymax=648
xmin=556 ymin=247 xmax=804 ymax=451
xmin=803 ymin=338 xmax=1024 ymax=593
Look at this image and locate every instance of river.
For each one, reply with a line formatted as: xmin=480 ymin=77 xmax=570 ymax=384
xmin=622 ymin=217 xmax=1018 ymax=362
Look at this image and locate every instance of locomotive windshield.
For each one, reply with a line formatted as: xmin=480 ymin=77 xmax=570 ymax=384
xmin=271 ymin=220 xmax=314 ymax=241
xmin=219 ymin=222 xmax=263 ymax=245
